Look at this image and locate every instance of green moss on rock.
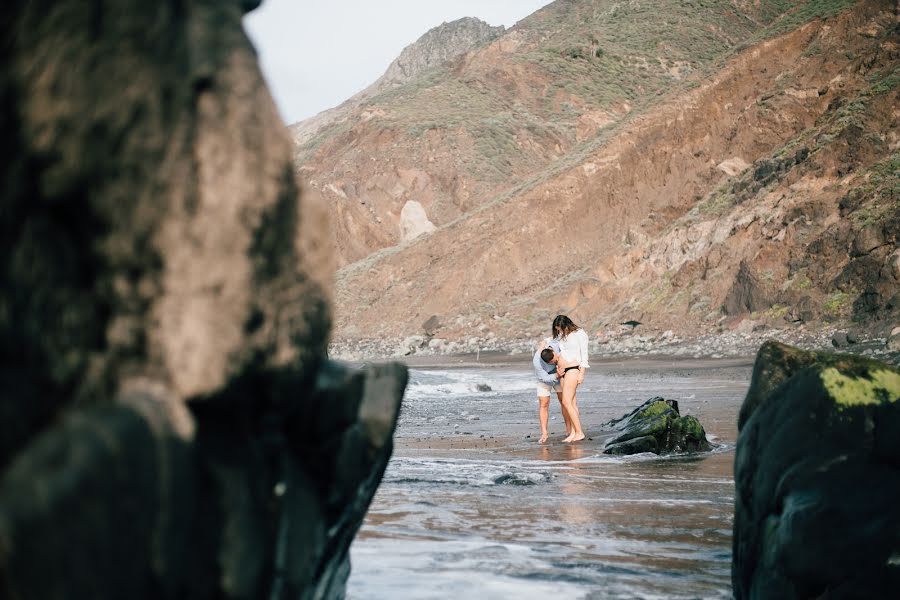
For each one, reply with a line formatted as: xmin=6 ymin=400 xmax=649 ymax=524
xmin=672 ymin=415 xmax=704 ymax=438
xmin=603 ymin=397 xmax=712 ymax=455
xmin=739 ymin=341 xmax=900 ymax=430
xmin=670 ymin=415 xmax=711 ymax=452
xmin=822 ymin=368 xmax=900 ymax=408
xmin=734 ymin=343 xmax=900 ymax=598
xmin=637 ymin=399 xmax=673 ymax=419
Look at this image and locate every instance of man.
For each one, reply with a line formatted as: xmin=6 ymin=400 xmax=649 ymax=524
xmin=532 ymin=340 xmax=573 ymax=443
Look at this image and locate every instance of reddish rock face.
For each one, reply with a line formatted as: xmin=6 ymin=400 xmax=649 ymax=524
xmin=306 ymin=0 xmax=899 ymax=348
xmin=0 ymin=1 xmax=405 ymax=598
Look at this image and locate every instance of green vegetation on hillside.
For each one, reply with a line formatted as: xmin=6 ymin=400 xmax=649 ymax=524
xmin=304 ymin=0 xmax=865 ymax=190
xmin=319 ymin=0 xmax=875 ymax=289
xmin=518 ymin=0 xmax=755 ymax=112
xmin=751 ymin=0 xmax=859 ymax=39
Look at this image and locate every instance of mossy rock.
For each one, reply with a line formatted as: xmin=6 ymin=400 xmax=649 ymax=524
xmin=602 ymin=397 xmax=711 ymax=455
xmin=604 ymin=435 xmax=658 ymax=455
xmin=733 ymin=342 xmax=900 ymax=599
xmin=604 ymin=396 xmax=678 ymax=427
xmin=738 ymin=340 xmax=897 ymax=431
xmin=670 ymin=415 xmax=710 ymax=452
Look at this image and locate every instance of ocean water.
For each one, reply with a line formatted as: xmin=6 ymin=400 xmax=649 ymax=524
xmin=348 ymin=359 xmax=751 ymax=599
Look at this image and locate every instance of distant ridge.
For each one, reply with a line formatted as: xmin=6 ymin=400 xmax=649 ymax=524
xmin=377 ymin=17 xmax=505 ymax=90
xmin=288 ymin=17 xmax=503 ymax=148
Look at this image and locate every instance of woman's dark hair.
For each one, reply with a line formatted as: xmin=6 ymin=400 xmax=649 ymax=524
xmin=552 ymin=315 xmax=579 ymax=340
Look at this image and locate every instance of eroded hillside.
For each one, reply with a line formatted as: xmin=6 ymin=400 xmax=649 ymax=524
xmin=296 ymin=0 xmax=862 ymax=267
xmin=329 ymin=0 xmax=898 ymax=351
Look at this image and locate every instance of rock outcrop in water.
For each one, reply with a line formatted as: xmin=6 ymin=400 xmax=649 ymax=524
xmin=602 ymin=397 xmax=711 ymax=455
xmin=0 ymin=1 xmax=406 ymax=598
xmin=733 ymin=341 xmax=900 ymax=599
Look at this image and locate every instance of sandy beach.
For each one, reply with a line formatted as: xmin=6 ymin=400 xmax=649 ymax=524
xmin=348 ymin=357 xmax=752 ymax=599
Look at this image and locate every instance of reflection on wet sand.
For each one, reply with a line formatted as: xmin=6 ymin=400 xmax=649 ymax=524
xmin=540 ymin=444 xmax=595 ymax=527
xmin=537 ymin=442 xmax=588 ymax=463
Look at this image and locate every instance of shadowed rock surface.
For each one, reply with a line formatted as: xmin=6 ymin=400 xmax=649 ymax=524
xmin=733 ymin=342 xmax=900 ymax=599
xmin=0 ymin=1 xmax=406 ymax=598
xmin=723 ymin=260 xmax=774 ymax=317
xmin=602 ymin=397 xmax=711 ymax=455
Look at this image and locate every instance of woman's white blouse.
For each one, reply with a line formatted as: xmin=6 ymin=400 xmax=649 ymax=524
xmin=556 ymin=328 xmax=589 ymax=368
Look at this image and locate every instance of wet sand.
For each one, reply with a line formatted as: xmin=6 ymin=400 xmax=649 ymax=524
xmin=349 ymin=358 xmax=752 ymax=599
xmin=366 ymin=351 xmax=755 ymax=372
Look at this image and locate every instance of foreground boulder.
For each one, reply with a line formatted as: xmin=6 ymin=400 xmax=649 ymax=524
xmin=602 ymin=397 xmax=711 ymax=455
xmin=733 ymin=341 xmax=900 ymax=599
xmin=0 ymin=1 xmax=406 ymax=598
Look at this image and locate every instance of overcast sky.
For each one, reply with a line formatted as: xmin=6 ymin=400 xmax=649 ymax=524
xmin=243 ymin=0 xmax=551 ymax=125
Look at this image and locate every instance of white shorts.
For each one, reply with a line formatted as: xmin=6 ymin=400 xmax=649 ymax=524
xmin=537 ymin=381 xmax=561 ymax=397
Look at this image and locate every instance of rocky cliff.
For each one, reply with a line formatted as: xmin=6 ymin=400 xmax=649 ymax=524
xmin=300 ymin=0 xmax=898 ymax=356
xmin=0 ymin=1 xmax=405 ymax=598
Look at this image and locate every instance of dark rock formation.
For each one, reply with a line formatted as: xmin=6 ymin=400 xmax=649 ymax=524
xmin=723 ymin=261 xmax=773 ymax=316
xmin=831 ymin=331 xmax=849 ymax=347
xmin=744 ymin=148 xmax=809 ymax=197
xmin=888 ymin=292 xmax=900 ymax=311
xmin=0 ymin=1 xmax=406 ymax=598
xmin=738 ymin=341 xmax=823 ymax=430
xmin=602 ymin=397 xmax=711 ymax=455
xmin=422 ymin=314 xmax=441 ymax=336
xmin=802 ymin=221 xmax=853 ymax=282
xmin=851 ymin=223 xmax=885 ymax=256
xmin=733 ymin=342 xmax=900 ymax=599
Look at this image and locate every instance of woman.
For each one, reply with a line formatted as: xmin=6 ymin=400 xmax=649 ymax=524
xmin=552 ymin=314 xmax=589 ymax=442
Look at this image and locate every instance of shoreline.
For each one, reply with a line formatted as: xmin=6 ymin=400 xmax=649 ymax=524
xmin=357 ymin=351 xmax=757 ymax=371
xmin=333 ymin=328 xmax=899 ymax=368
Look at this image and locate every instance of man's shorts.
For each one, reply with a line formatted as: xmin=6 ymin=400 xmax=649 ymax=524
xmin=537 ymin=381 xmax=561 ymax=397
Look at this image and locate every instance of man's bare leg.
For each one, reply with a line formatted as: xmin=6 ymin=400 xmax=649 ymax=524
xmin=561 ymin=373 xmax=585 ymax=442
xmin=538 ymin=395 xmax=550 ymax=443
xmin=556 ymin=391 xmax=572 ymax=436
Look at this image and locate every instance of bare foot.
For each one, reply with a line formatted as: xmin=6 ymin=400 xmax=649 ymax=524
xmin=538 ymin=434 xmax=548 ymax=444
xmin=562 ymin=432 xmax=585 ymax=443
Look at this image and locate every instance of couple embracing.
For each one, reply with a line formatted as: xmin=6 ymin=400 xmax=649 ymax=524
xmin=532 ymin=315 xmax=589 ymax=443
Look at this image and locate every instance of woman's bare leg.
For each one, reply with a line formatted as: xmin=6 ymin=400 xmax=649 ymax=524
xmin=561 ymin=373 xmax=585 ymax=442
xmin=556 ymin=391 xmax=572 ymax=436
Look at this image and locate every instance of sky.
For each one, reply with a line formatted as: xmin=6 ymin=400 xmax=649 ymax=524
xmin=243 ymin=0 xmax=552 ymax=125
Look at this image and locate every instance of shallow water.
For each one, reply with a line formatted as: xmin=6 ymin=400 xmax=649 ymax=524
xmin=348 ymin=359 xmax=751 ymax=599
